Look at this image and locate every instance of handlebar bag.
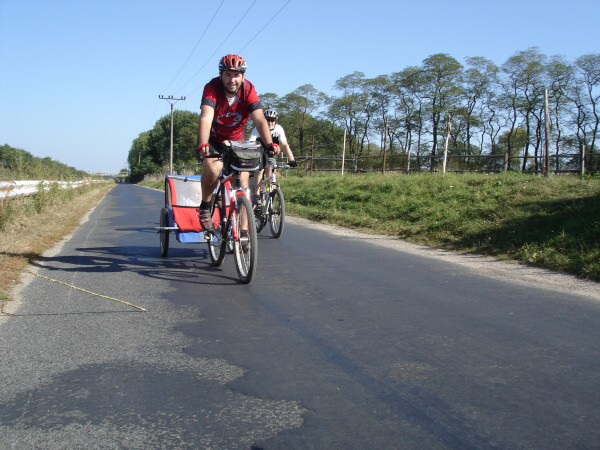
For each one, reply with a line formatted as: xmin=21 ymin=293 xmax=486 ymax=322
xmin=226 ymin=141 xmax=263 ymax=172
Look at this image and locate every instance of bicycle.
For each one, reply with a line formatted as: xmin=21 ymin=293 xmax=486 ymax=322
xmin=253 ymin=161 xmax=291 ymax=238
xmin=203 ymin=140 xmax=263 ymax=284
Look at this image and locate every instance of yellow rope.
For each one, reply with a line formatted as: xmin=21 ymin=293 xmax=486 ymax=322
xmin=2 ymin=265 xmax=147 ymax=312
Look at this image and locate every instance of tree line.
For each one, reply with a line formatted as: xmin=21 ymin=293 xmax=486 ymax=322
xmin=0 ymin=144 xmax=89 ymax=181
xmin=128 ymin=47 xmax=599 ymax=179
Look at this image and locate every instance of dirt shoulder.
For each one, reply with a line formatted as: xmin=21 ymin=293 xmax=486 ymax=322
xmin=0 ymin=184 xmax=114 ymax=311
xmin=287 ymin=216 xmax=600 ymax=302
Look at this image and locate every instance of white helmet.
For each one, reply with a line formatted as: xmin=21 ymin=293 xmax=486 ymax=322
xmin=264 ymin=109 xmax=279 ymax=121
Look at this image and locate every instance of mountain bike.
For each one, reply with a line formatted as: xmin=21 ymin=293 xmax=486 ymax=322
xmin=253 ymin=162 xmax=291 ymax=238
xmin=203 ymin=140 xmax=263 ymax=284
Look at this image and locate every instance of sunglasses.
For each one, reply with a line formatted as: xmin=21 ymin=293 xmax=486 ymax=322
xmin=267 ymin=118 xmax=276 ymax=122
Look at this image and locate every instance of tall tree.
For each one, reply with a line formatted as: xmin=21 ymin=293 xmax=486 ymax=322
xmin=462 ymin=57 xmax=499 ymax=155
xmin=567 ymin=77 xmax=593 ymax=169
xmin=546 ymin=56 xmax=575 ymax=170
xmin=501 ymin=48 xmax=548 ymax=171
xmin=500 ymin=49 xmax=544 ymax=171
xmin=280 ymin=84 xmax=328 ymax=152
xmin=329 ymin=72 xmax=371 ymax=159
xmin=575 ymin=54 xmax=600 ymax=155
xmin=389 ymin=66 xmax=425 ymax=171
xmin=524 ymin=49 xmax=548 ymax=171
xmin=421 ymin=53 xmax=463 ymax=170
xmin=363 ymin=75 xmax=392 ymax=153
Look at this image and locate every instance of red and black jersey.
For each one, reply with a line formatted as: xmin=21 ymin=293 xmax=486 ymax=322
xmin=201 ymin=77 xmax=263 ymax=143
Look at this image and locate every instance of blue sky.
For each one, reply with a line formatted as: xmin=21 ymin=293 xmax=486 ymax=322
xmin=1 ymin=0 xmax=597 ymax=174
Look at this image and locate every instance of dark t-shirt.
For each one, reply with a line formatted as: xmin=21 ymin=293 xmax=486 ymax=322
xmin=201 ymin=77 xmax=263 ymax=143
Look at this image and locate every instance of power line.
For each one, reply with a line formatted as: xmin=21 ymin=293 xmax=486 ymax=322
xmin=178 ymin=0 xmax=258 ymax=97
xmin=181 ymin=0 xmax=293 ymax=98
xmin=237 ymin=0 xmax=292 ymax=54
xmin=161 ymin=0 xmax=225 ymax=94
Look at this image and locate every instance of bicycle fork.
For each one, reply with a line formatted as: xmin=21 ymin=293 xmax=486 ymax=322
xmin=205 ymin=185 xmax=228 ymax=245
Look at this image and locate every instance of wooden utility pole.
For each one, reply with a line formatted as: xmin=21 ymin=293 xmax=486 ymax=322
xmin=159 ymin=95 xmax=186 ymax=174
xmin=544 ymin=89 xmax=550 ymax=177
xmin=406 ymin=132 xmax=412 ymax=175
xmin=442 ymin=114 xmax=451 ymax=175
xmin=310 ymin=135 xmax=315 ymax=176
xmin=341 ymin=128 xmax=346 ymax=175
xmin=381 ymin=118 xmax=389 ymax=174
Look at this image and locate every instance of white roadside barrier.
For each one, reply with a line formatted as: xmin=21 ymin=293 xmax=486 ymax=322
xmin=0 ymin=180 xmax=99 ymax=199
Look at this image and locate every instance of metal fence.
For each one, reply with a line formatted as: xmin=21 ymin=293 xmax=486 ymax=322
xmin=0 ymin=180 xmax=100 ymax=199
xmin=298 ymin=152 xmax=599 ymax=175
xmin=142 ymin=149 xmax=599 ymax=180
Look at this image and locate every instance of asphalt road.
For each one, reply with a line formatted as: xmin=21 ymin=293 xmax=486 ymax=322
xmin=1 ymin=184 xmax=599 ymax=449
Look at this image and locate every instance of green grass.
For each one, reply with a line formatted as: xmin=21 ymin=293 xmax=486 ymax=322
xmin=279 ymin=172 xmax=600 ymax=281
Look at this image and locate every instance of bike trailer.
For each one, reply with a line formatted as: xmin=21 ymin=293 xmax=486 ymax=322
xmin=162 ymin=174 xmax=203 ymax=243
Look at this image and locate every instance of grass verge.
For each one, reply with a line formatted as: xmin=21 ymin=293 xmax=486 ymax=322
xmin=0 ymin=182 xmax=114 ymax=308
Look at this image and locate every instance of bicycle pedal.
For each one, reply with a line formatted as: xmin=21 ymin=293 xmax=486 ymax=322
xmin=239 ymin=230 xmax=250 ymax=250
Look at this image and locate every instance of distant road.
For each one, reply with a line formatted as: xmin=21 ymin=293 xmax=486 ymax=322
xmin=1 ymin=184 xmax=599 ymax=448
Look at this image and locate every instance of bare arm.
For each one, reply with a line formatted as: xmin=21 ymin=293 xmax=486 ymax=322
xmin=198 ymin=104 xmax=215 ymax=146
xmin=249 ymin=109 xmax=274 ymax=148
xmin=281 ymin=141 xmax=295 ymax=161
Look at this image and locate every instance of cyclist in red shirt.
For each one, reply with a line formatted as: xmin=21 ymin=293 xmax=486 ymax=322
xmin=196 ymin=54 xmax=279 ymax=231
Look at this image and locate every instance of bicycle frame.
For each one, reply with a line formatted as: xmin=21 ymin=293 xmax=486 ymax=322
xmin=259 ymin=162 xmax=288 ymax=195
xmin=211 ymin=171 xmax=250 ymax=242
xmin=253 ymin=162 xmax=290 ymax=238
xmin=205 ymin=140 xmax=262 ymax=283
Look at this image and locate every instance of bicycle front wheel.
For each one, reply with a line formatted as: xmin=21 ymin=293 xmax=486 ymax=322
xmin=269 ymin=188 xmax=285 ymax=238
xmin=233 ymin=195 xmax=258 ymax=283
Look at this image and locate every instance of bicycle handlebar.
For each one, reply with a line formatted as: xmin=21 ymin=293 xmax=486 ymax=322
xmin=271 ymin=164 xmax=291 ymax=170
xmin=203 ymin=140 xmax=265 ymax=158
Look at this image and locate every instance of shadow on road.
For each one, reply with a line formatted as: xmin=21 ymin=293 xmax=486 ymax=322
xmin=7 ymin=244 xmax=242 ymax=287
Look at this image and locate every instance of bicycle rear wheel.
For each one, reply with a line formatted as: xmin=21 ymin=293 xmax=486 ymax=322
xmin=269 ymin=188 xmax=285 ymax=238
xmin=208 ymin=194 xmax=226 ymax=267
xmin=233 ymin=195 xmax=258 ymax=283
